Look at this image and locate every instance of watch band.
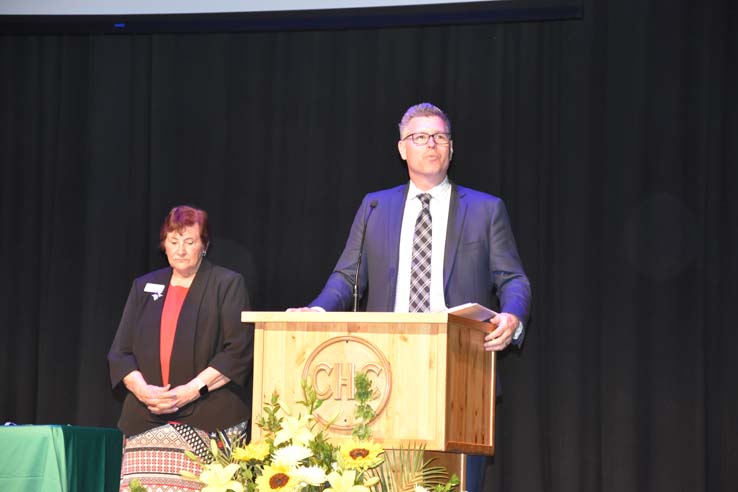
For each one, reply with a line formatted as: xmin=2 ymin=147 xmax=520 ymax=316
xmin=194 ymin=377 xmax=209 ymax=397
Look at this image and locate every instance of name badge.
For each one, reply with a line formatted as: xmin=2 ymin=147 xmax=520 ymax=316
xmin=144 ymin=282 xmax=165 ymax=300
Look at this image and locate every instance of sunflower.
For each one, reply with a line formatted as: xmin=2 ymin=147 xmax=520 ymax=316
xmin=232 ymin=440 xmax=271 ymax=462
xmin=255 ymin=462 xmax=298 ymax=492
xmin=338 ymin=439 xmax=385 ymax=471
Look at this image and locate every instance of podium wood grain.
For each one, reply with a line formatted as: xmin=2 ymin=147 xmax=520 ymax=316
xmin=242 ymin=311 xmax=496 ymax=456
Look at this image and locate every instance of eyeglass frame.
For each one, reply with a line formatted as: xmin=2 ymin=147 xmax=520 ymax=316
xmin=401 ymin=132 xmax=452 ymax=146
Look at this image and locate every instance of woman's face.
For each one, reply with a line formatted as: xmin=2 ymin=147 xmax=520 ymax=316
xmin=164 ymin=224 xmax=204 ymax=278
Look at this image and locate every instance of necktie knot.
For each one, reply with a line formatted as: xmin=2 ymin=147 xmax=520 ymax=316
xmin=418 ymin=193 xmax=432 ymax=208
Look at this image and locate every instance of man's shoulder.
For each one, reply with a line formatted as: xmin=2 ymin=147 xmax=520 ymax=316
xmin=454 ymin=184 xmax=503 ymax=204
xmin=362 ymin=182 xmax=505 ymax=205
xmin=365 ymin=183 xmax=407 ymax=199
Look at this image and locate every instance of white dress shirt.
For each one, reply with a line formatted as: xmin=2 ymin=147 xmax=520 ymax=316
xmin=394 ymin=178 xmax=452 ymax=313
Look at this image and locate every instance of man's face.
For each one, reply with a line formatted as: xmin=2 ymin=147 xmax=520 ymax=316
xmin=397 ymin=115 xmax=453 ymax=190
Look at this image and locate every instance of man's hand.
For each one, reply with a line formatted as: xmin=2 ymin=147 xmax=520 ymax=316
xmin=484 ymin=312 xmax=520 ymax=352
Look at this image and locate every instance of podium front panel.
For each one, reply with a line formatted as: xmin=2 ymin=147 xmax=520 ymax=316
xmin=244 ymin=312 xmax=494 ymax=455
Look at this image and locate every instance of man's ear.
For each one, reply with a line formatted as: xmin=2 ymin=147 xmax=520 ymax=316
xmin=398 ymin=140 xmax=407 ymax=160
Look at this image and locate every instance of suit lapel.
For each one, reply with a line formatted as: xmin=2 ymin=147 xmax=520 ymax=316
xmin=386 ymin=184 xmax=408 ymax=270
xmin=136 ymin=268 xmax=172 ymax=387
xmin=169 ymin=260 xmax=212 ymax=386
xmin=385 ymin=184 xmax=409 ymax=309
xmin=444 ymin=183 xmax=467 ymax=289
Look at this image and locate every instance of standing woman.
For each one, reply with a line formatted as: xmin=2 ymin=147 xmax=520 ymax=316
xmin=108 ymin=205 xmax=253 ymax=492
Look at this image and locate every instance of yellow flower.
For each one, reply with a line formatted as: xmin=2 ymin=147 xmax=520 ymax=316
xmin=274 ymin=414 xmax=314 ymax=447
xmin=325 ymin=470 xmax=370 ymax=492
xmin=255 ymin=462 xmax=298 ymax=492
xmin=338 ymin=439 xmax=384 ymax=471
xmin=232 ymin=440 xmax=271 ymax=462
xmin=199 ymin=463 xmax=244 ymax=492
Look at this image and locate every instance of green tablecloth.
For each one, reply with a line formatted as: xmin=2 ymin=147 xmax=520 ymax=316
xmin=0 ymin=425 xmax=123 ymax=492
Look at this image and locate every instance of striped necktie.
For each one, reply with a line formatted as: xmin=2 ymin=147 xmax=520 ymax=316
xmin=409 ymin=193 xmax=432 ymax=312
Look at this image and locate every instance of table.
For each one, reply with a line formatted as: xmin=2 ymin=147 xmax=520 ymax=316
xmin=0 ymin=425 xmax=123 ymax=492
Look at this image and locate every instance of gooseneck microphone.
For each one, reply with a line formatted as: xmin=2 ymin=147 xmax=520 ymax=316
xmin=353 ymin=199 xmax=378 ymax=312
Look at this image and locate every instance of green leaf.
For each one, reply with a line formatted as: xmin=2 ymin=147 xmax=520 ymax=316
xmin=368 ymin=444 xmax=458 ymax=492
xmin=128 ymin=479 xmax=148 ymax=492
xmin=353 ymin=372 xmax=377 ymax=439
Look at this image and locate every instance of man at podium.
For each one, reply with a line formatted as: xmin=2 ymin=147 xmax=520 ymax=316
xmin=292 ymin=102 xmax=531 ymax=491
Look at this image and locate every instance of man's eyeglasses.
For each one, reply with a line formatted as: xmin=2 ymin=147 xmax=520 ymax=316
xmin=402 ymin=132 xmax=452 ymax=146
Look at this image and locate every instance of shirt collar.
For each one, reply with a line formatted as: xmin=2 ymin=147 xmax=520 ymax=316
xmin=407 ymin=176 xmax=451 ymax=202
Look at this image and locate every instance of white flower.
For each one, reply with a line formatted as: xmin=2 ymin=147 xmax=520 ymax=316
xmin=272 ymin=445 xmax=313 ymax=467
xmin=274 ymin=414 xmax=314 ymax=447
xmin=414 ymin=485 xmax=430 ymax=492
xmin=324 ymin=470 xmax=369 ymax=492
xmin=293 ymin=465 xmax=328 ymax=486
xmin=199 ymin=463 xmax=244 ymax=492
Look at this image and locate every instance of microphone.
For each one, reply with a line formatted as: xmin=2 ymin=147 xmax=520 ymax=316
xmin=353 ymin=199 xmax=378 ymax=312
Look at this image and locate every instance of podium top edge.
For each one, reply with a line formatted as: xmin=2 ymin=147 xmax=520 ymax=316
xmin=242 ymin=311 xmax=450 ymax=323
xmin=241 ymin=311 xmax=490 ymax=330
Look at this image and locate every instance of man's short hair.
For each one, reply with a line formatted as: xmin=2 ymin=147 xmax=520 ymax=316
xmin=398 ymin=102 xmax=452 ymax=138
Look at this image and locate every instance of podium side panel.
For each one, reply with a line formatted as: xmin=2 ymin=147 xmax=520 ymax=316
xmin=445 ymin=320 xmax=494 ymax=455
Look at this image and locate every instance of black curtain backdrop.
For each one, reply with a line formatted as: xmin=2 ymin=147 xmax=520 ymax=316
xmin=1 ymin=0 xmax=736 ymax=491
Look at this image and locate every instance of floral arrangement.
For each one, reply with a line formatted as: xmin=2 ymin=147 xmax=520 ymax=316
xmin=175 ymin=374 xmax=460 ymax=492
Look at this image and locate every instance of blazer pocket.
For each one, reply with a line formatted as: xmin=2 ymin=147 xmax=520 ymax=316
xmin=459 ymin=239 xmax=483 ymax=251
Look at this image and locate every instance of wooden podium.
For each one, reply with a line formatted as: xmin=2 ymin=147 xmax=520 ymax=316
xmin=241 ymin=311 xmax=496 ymax=487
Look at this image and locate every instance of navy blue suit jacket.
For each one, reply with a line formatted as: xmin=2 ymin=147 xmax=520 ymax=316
xmin=311 ymin=182 xmax=531 ymax=343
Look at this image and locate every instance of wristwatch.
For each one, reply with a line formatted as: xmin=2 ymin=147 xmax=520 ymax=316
xmin=194 ymin=378 xmax=209 ymax=398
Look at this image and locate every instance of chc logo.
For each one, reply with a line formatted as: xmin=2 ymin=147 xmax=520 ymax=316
xmin=301 ymin=336 xmax=392 ymax=431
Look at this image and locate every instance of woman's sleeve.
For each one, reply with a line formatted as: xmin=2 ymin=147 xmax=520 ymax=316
xmin=108 ymin=280 xmax=142 ymax=390
xmin=208 ymin=273 xmax=252 ymax=388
